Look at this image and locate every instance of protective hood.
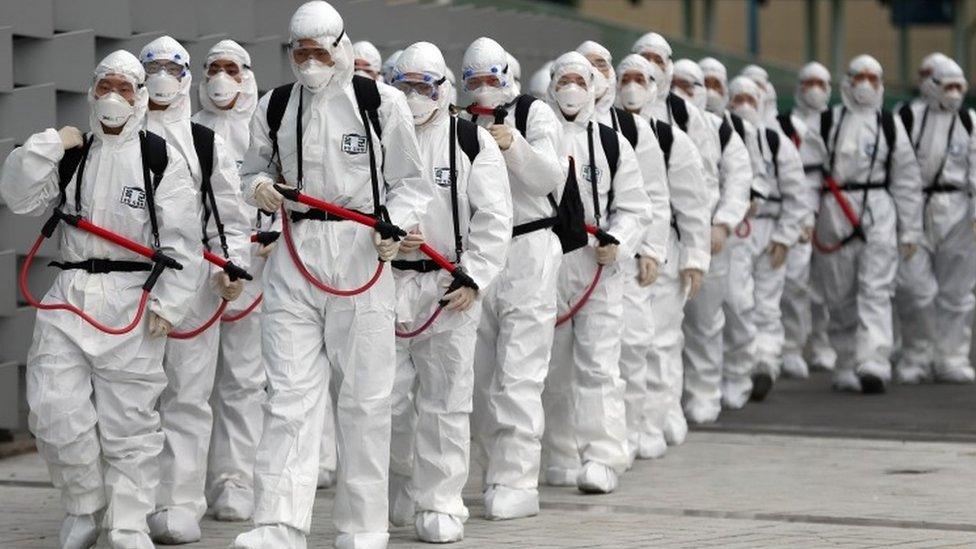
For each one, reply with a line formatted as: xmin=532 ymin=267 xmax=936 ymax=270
xmin=741 ymin=63 xmax=777 ymax=122
xmin=699 ymin=56 xmax=729 ymax=114
xmin=794 ymin=61 xmax=832 ymax=114
xmin=631 ymin=31 xmax=672 ymax=101
xmin=728 ymin=75 xmax=763 ymax=127
xmin=673 ymin=58 xmax=706 ymax=111
xmin=89 ymin=50 xmax=149 ymax=140
xmin=198 ymin=39 xmax=258 ymax=117
xmin=841 ymin=54 xmax=884 ymax=112
xmin=614 ymin=53 xmax=659 ymax=114
xmin=288 ymin=0 xmax=354 ymax=97
xmin=380 ymin=49 xmax=402 ymax=83
xmin=139 ymin=35 xmax=192 ymax=121
xmin=393 ymin=41 xmax=451 ymax=126
xmin=547 ymin=51 xmax=596 ymax=126
xmin=506 ymin=52 xmax=522 ymax=96
xmin=461 ymin=36 xmax=517 ymax=107
xmin=919 ymin=51 xmax=949 ymax=103
xmin=577 ymin=40 xmax=616 ymax=116
xmin=932 ymin=57 xmax=968 ymax=112
xmin=528 ymin=60 xmax=554 ymax=99
xmin=353 ymin=40 xmax=382 ymax=79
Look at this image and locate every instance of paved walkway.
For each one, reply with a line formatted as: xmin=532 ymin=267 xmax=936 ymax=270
xmin=2 ymin=430 xmax=975 ymax=548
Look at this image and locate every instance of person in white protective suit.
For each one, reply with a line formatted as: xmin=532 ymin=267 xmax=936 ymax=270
xmin=463 ymin=36 xmax=565 ymax=521
xmin=631 ymin=32 xmax=719 ymax=447
xmin=540 ymin=51 xmax=653 ymax=494
xmin=893 ymin=57 xmax=976 ymax=385
xmin=775 ymin=62 xmax=835 ymax=379
xmin=0 ymin=50 xmax=200 ymax=549
xmin=507 ymin=52 xmax=523 ymax=96
xmin=385 ymin=41 xmax=513 ymax=543
xmin=445 ymin=67 xmax=459 ymax=109
xmin=576 ymin=42 xmax=671 ymax=465
xmin=812 ymin=55 xmax=923 ymax=394
xmin=230 ymin=3 xmax=431 ymax=548
xmin=190 ymin=39 xmax=273 ymax=522
xmin=528 ymin=60 xmax=554 ymax=99
xmin=911 ymin=52 xmax=951 ymax=110
xmin=138 ymin=36 xmax=252 ymax=545
xmin=614 ymin=53 xmax=710 ymax=458
xmin=353 ymin=40 xmax=383 ymax=80
xmin=721 ymin=76 xmax=812 ymax=406
xmin=675 ymin=58 xmax=753 ymax=423
xmin=381 ymin=49 xmax=403 ymax=83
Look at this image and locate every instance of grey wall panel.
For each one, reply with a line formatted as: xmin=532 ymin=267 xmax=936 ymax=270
xmin=0 ymin=362 xmax=20 ymax=429
xmin=240 ymin=36 xmax=286 ymax=94
xmin=54 ymin=0 xmax=133 ymax=38
xmin=0 ymin=0 xmax=53 ymax=38
xmin=13 ymin=30 xmax=96 ymax=92
xmin=0 ymin=308 xmax=37 ymax=364
xmin=56 ymin=91 xmax=89 ymax=129
xmin=0 ymin=83 xmax=56 ymax=143
xmin=96 ymin=31 xmax=165 ymax=63
xmin=0 ymin=250 xmax=14 ymax=317
xmin=0 ymin=27 xmax=12 ymax=93
xmin=196 ymin=0 xmax=260 ymax=44
xmin=0 ymin=138 xmax=13 ymax=171
xmin=132 ymin=0 xmax=198 ymax=41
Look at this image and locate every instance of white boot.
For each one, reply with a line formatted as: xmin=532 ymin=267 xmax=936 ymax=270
xmin=212 ymin=481 xmax=254 ymax=522
xmin=934 ymin=365 xmax=976 ymax=384
xmin=483 ymin=485 xmax=539 ymax=520
xmin=636 ymin=431 xmax=667 ymax=459
xmin=335 ymin=532 xmax=390 ymax=549
xmin=60 ymin=514 xmax=99 ymax=549
xmin=388 ymin=472 xmax=415 ymax=527
xmin=317 ymin=467 xmax=336 ymax=489
xmin=414 ymin=512 xmax=463 ymax=543
xmin=781 ymin=353 xmax=809 ymax=379
xmin=147 ymin=507 xmax=201 ymax=544
xmin=663 ymin=408 xmax=688 ymax=446
xmin=721 ymin=377 xmax=752 ymax=410
xmin=231 ymin=524 xmax=308 ymax=549
xmin=543 ymin=466 xmax=578 ymax=487
xmin=684 ymin=400 xmax=721 ymax=425
xmin=895 ymin=360 xmax=931 ymax=385
xmin=108 ymin=529 xmax=154 ymax=549
xmin=832 ymin=369 xmax=862 ymax=392
xmin=576 ymin=461 xmax=618 ymax=494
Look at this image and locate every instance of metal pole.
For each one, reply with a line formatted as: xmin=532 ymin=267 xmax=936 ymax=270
xmin=704 ymin=0 xmax=716 ymax=45
xmin=748 ymin=0 xmax=760 ymax=57
xmin=830 ymin=0 xmax=844 ymax=77
xmin=684 ymin=0 xmax=695 ymax=41
xmin=805 ymin=0 xmax=818 ymax=61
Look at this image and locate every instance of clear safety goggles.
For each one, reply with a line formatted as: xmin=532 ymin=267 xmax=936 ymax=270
xmin=288 ymin=31 xmax=344 ymax=65
xmin=392 ymin=71 xmax=445 ymax=98
xmin=143 ymin=59 xmax=187 ymax=78
xmin=462 ymin=65 xmax=508 ymax=91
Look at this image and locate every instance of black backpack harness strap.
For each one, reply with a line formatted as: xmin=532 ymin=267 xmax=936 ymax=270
xmin=190 ymin=122 xmax=230 ymax=260
xmin=719 ymin=117 xmax=733 ymax=153
xmin=504 ymin=94 xmax=560 ymax=238
xmin=822 ymin=107 xmax=897 ymax=193
xmin=610 ymin=108 xmax=638 ymax=150
xmin=666 ymin=92 xmax=690 ymax=133
xmin=53 ymin=130 xmax=168 ymax=273
xmin=267 ymin=76 xmax=387 ymax=223
xmin=755 ymin=128 xmax=783 ymax=218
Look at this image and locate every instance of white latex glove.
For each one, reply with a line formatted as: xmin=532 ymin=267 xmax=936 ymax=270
xmin=148 ymin=312 xmax=172 ymax=338
xmin=58 ymin=126 xmax=84 ymax=150
xmin=373 ymin=231 xmax=400 ymax=261
xmin=255 ymin=180 xmax=286 ymax=212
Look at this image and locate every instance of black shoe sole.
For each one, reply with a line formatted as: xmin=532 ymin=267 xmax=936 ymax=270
xmin=750 ymin=373 xmax=773 ymax=402
xmin=859 ymin=374 xmax=887 ymax=394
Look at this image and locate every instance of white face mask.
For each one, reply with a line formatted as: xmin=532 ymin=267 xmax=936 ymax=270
xmin=920 ymin=77 xmax=939 ymax=100
xmin=801 ymin=87 xmax=829 ymax=111
xmin=294 ymin=59 xmax=336 ymax=92
xmin=619 ymin=82 xmax=648 ymax=111
xmin=852 ymin=81 xmax=880 ymax=106
xmin=705 ymin=89 xmax=726 ymax=114
xmin=732 ymin=102 xmax=760 ymax=125
xmin=471 ymin=84 xmax=506 ymax=108
xmin=146 ymin=71 xmax=182 ymax=105
xmin=94 ymin=92 xmax=135 ymax=128
xmin=405 ymin=91 xmax=437 ymax=125
xmin=941 ymin=89 xmax=964 ymax=111
xmin=690 ymin=87 xmax=707 ymax=110
xmin=555 ymin=83 xmax=588 ymax=116
xmin=206 ymin=72 xmax=241 ymax=108
xmin=592 ymin=70 xmax=609 ymax=101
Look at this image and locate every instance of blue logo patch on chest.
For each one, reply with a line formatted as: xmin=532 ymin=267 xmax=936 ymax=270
xmin=119 ymin=186 xmax=146 ymax=210
xmin=342 ymin=134 xmax=368 ymax=154
xmin=434 ymin=167 xmax=452 ymax=188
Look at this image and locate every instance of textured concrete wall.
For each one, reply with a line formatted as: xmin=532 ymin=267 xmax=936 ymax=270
xmin=0 ymin=0 xmax=601 ymax=431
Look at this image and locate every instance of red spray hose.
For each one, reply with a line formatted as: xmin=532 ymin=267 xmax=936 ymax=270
xmin=555 ymin=225 xmax=618 ymax=327
xmin=812 ymin=175 xmax=865 ymax=254
xmin=167 ymin=248 xmax=254 ymax=339
xmin=734 ymin=218 xmax=752 ymax=239
xmin=19 ymin=211 xmax=180 ymax=335
xmin=465 ymin=104 xmax=509 ymax=125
